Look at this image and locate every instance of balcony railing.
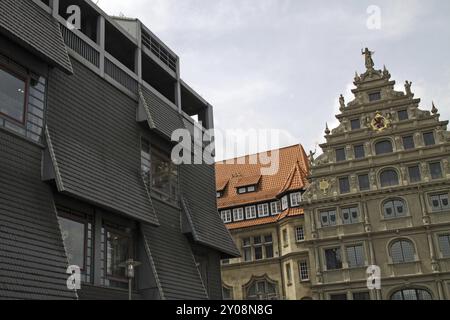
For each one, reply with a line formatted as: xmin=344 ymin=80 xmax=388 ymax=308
xmin=142 ymin=30 xmax=177 ymax=72
xmin=61 ymin=24 xmax=100 ymax=68
xmin=104 ymin=54 xmax=138 ymax=95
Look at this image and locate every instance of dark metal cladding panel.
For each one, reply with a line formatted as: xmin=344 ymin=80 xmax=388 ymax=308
xmin=77 ymin=285 xmax=142 ymax=300
xmin=142 ymin=199 xmax=208 ymax=300
xmin=46 ymin=59 xmax=158 ymax=226
xmin=181 ymin=163 xmax=240 ymax=257
xmin=0 ymin=0 xmax=73 ymax=74
xmin=140 ymin=87 xmax=184 ymax=139
xmin=0 ymin=131 xmax=76 ymax=300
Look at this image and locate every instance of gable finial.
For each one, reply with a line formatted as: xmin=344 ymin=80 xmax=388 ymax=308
xmin=431 ymin=101 xmax=438 ymax=115
xmin=325 ymin=123 xmax=330 ymax=135
xmin=361 ymin=48 xmax=375 ymax=70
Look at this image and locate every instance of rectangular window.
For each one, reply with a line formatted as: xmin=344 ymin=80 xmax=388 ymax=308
xmin=353 ymin=292 xmax=371 ymax=300
xmin=339 ymin=177 xmax=350 ymax=194
xmin=402 ymin=136 xmax=415 ymax=150
xmin=346 ymin=245 xmax=365 ymax=268
xmin=254 ymin=246 xmax=263 ymax=260
xmin=237 ymin=187 xmax=247 ymax=194
xmin=398 ymin=110 xmax=409 ymax=121
xmin=216 ymin=191 xmax=222 ymax=198
xmin=325 ymin=247 xmax=343 ymax=270
xmin=408 ymin=165 xmax=421 ymax=183
xmin=358 ymin=174 xmax=370 ymax=191
xmin=320 ymin=209 xmax=337 ymax=227
xmin=290 ymin=192 xmax=302 ymax=207
xmin=281 ymin=196 xmax=289 ymax=211
xmin=298 ymin=261 xmax=309 ymax=281
xmin=354 ymin=144 xmax=365 ymax=159
xmin=295 ymin=226 xmax=305 ymax=242
xmin=341 ymin=207 xmax=359 ymax=225
xmin=264 ymin=234 xmax=273 ymax=259
xmin=335 ymin=148 xmax=346 ymax=162
xmin=58 ymin=212 xmax=93 ymax=283
xmin=330 ymin=293 xmax=347 ymax=300
xmin=429 ymin=162 xmax=443 ymax=180
xmin=0 ymin=65 xmax=27 ymax=124
xmin=257 ymin=203 xmax=270 ymax=217
xmin=351 ymin=119 xmax=361 ymax=130
xmin=141 ymin=141 xmax=179 ymax=202
xmin=423 ymin=132 xmax=436 ymax=146
xmin=368 ymin=91 xmax=381 ymax=102
xmin=286 ymin=263 xmax=292 ymax=284
xmin=221 ymin=210 xmax=232 ymax=223
xmin=243 ymin=238 xmax=252 ymax=262
xmin=438 ymin=235 xmax=450 ymax=258
xmin=271 ymin=201 xmax=281 ymax=215
xmin=233 ymin=208 xmax=244 ymax=221
xmin=282 ymin=229 xmax=288 ymax=245
xmin=245 ymin=206 xmax=257 ymax=219
xmin=430 ymin=194 xmax=449 ymax=212
xmin=103 ymin=223 xmax=134 ymax=289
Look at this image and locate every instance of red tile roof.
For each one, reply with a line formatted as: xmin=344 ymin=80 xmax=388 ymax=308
xmin=215 ymin=144 xmax=309 ymax=208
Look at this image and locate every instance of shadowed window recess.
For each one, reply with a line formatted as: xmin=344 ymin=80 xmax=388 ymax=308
xmin=390 ymin=239 xmax=415 ymax=263
xmin=383 ymin=198 xmax=408 ymax=219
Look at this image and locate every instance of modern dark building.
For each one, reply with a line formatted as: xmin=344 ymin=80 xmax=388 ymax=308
xmin=0 ymin=0 xmax=238 ymax=300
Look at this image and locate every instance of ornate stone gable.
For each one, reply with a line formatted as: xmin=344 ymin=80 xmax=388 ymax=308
xmin=304 ymin=49 xmax=450 ymax=202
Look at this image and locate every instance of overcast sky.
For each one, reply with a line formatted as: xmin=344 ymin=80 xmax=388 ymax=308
xmin=97 ymin=0 xmax=450 ymax=161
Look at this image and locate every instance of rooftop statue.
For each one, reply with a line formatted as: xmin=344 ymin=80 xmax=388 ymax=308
xmin=362 ymin=48 xmax=375 ymax=70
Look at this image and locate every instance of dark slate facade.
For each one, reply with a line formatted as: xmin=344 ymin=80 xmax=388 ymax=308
xmin=0 ymin=0 xmax=238 ymax=300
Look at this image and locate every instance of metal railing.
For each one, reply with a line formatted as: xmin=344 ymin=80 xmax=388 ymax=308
xmin=61 ymin=25 xmax=100 ymax=67
xmin=104 ymin=56 xmax=138 ymax=94
xmin=142 ymin=30 xmax=177 ymax=72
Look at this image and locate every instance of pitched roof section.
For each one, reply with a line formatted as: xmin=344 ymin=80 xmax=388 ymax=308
xmin=139 ymin=86 xmax=184 ymax=140
xmin=215 ymin=144 xmax=309 ymax=208
xmin=180 ymin=163 xmax=240 ymax=257
xmin=142 ymin=199 xmax=208 ymax=300
xmin=46 ymin=59 xmax=158 ymax=226
xmin=226 ymin=208 xmax=304 ymax=230
xmin=0 ymin=0 xmax=73 ymax=74
xmin=235 ymin=174 xmax=262 ymax=188
xmin=216 ymin=179 xmax=229 ymax=192
xmin=278 ymin=161 xmax=309 ymax=195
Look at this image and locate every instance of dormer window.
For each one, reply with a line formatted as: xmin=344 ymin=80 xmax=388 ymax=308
xmin=237 ymin=185 xmax=257 ymax=194
xmin=290 ymin=192 xmax=302 ymax=207
xmin=368 ymin=91 xmax=381 ymax=102
xmin=281 ymin=196 xmax=289 ymax=211
xmin=216 ymin=191 xmax=223 ymax=198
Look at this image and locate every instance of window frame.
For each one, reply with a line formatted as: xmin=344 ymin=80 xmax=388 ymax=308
xmin=375 ymin=139 xmax=394 ymax=155
xmin=281 ymin=196 xmax=289 ymax=211
xmin=221 ymin=210 xmax=232 ymax=223
xmin=368 ymin=91 xmax=381 ymax=102
xmin=423 ymin=132 xmax=436 ymax=147
xmin=335 ymin=147 xmax=346 ymax=162
xmin=358 ymin=174 xmax=370 ymax=191
xmin=257 ymin=203 xmax=270 ymax=217
xmin=324 ymin=247 xmax=343 ymax=271
xmin=298 ymin=260 xmax=309 ymax=281
xmin=380 ymin=169 xmax=399 ymax=188
xmin=397 ymin=109 xmax=409 ymax=121
xmin=383 ymin=198 xmax=408 ymax=219
xmin=339 ymin=176 xmax=351 ymax=194
xmin=295 ymin=226 xmax=305 ymax=242
xmin=346 ymin=244 xmax=365 ymax=268
xmin=438 ymin=234 xmax=450 ymax=258
xmin=232 ymin=207 xmax=244 ymax=221
xmin=429 ymin=193 xmax=450 ymax=212
xmin=245 ymin=206 xmax=257 ymax=219
xmin=270 ymin=201 xmax=281 ymax=215
xmin=319 ymin=209 xmax=338 ymax=228
xmin=429 ymin=162 xmax=443 ymax=180
xmin=389 ymin=239 xmax=416 ymax=264
xmin=0 ymin=63 xmax=29 ymax=125
xmin=402 ymin=135 xmax=415 ymax=150
xmin=354 ymin=144 xmax=365 ymax=159
xmin=341 ymin=206 xmax=359 ymax=225
xmin=350 ymin=119 xmax=361 ymax=131
xmin=290 ymin=192 xmax=302 ymax=207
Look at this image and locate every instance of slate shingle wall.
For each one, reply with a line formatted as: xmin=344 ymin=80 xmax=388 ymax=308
xmin=46 ymin=59 xmax=159 ymax=226
xmin=0 ymin=0 xmax=72 ymax=74
xmin=0 ymin=131 xmax=76 ymax=300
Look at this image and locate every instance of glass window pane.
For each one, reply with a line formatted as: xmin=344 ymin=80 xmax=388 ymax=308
xmin=325 ymin=248 xmax=342 ymax=270
xmin=439 ymin=235 xmax=450 ymax=258
xmin=354 ymin=145 xmax=365 ymax=159
xmin=408 ymin=166 xmax=421 ymax=183
xmin=351 ymin=119 xmax=361 ymax=130
xmin=59 ymin=217 xmax=85 ymax=268
xmin=380 ymin=170 xmax=399 ymax=187
xmin=353 ymin=292 xmax=370 ymax=300
xmin=358 ymin=174 xmax=370 ymax=191
xmin=375 ymin=140 xmax=393 ymax=155
xmin=398 ymin=110 xmax=409 ymax=121
xmin=339 ymin=177 xmax=350 ymax=194
xmin=0 ymin=67 xmax=26 ymax=123
xmin=336 ymin=148 xmax=346 ymax=162
xmin=423 ymin=132 xmax=435 ymax=146
xmin=403 ymin=136 xmax=415 ymax=150
xmin=429 ymin=162 xmax=442 ymax=180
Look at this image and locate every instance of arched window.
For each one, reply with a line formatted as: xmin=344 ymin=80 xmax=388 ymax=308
xmin=390 ymin=239 xmax=416 ymax=263
xmin=222 ymin=285 xmax=233 ymax=300
xmin=391 ymin=288 xmax=432 ymax=300
xmin=383 ymin=198 xmax=407 ymax=218
xmin=375 ymin=140 xmax=393 ymax=155
xmin=245 ymin=278 xmax=278 ymax=300
xmin=380 ymin=169 xmax=399 ymax=187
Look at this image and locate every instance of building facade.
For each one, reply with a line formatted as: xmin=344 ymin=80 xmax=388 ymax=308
xmin=302 ymin=49 xmax=450 ymax=300
xmin=0 ymin=0 xmax=238 ymax=300
xmin=216 ymin=145 xmax=313 ymax=300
